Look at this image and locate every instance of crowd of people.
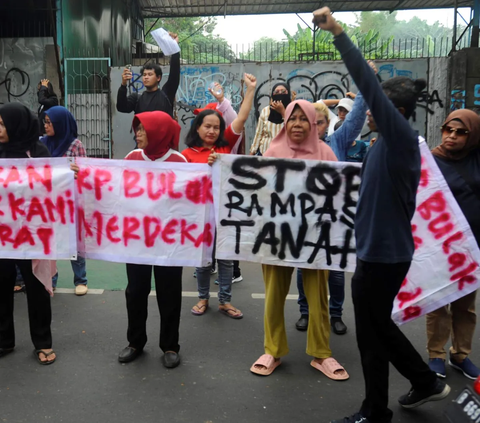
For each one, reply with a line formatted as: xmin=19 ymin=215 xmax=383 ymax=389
xmin=1 ymin=9 xmax=480 ymax=423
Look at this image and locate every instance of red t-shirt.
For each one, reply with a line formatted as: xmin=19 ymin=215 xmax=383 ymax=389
xmin=125 ymin=148 xmax=187 ymax=162
xmin=181 ymin=125 xmax=241 ymax=164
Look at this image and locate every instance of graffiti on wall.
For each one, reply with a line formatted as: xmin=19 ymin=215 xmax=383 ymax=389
xmin=451 ymin=89 xmax=466 ymax=110
xmin=0 ymin=38 xmax=49 ymax=111
xmin=474 ymin=84 xmax=480 ymax=106
xmin=111 ymin=59 xmax=447 ymax=159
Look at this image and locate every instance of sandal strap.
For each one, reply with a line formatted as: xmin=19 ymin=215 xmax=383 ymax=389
xmin=36 ymin=349 xmax=55 ymax=358
xmin=322 ymin=357 xmax=344 ymax=372
xmin=254 ymin=354 xmax=276 ymax=368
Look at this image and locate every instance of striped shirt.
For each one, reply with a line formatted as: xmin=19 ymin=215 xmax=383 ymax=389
xmin=250 ymin=106 xmax=284 ymax=155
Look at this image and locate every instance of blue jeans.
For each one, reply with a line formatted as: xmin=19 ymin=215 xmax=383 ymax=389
xmin=297 ymin=269 xmax=345 ymax=318
xmin=196 ymin=259 xmax=233 ymax=304
xmin=52 ymin=255 xmax=87 ymax=288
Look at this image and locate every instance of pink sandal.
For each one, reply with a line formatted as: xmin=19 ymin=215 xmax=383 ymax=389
xmin=310 ymin=357 xmax=349 ymax=381
xmin=191 ymin=300 xmax=208 ymax=316
xmin=250 ymin=354 xmax=281 ymax=376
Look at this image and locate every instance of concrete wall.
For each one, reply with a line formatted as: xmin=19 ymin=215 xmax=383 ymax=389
xmin=110 ymin=58 xmax=450 ymax=159
xmin=0 ymin=37 xmax=55 ymax=112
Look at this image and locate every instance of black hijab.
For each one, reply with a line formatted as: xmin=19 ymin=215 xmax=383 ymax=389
xmin=0 ymin=103 xmax=50 ymax=158
xmin=268 ymin=82 xmax=291 ymax=124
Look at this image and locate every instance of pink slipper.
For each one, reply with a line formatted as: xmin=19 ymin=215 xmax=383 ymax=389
xmin=310 ymin=357 xmax=349 ymax=381
xmin=191 ymin=300 xmax=208 ymax=316
xmin=250 ymin=354 xmax=281 ymax=376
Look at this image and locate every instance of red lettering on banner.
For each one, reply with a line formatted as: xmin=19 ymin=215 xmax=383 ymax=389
xmin=451 ymin=262 xmax=478 ymax=282
xmin=146 ymin=172 xmax=167 ymax=200
xmin=143 ymin=216 xmax=162 ymax=247
xmin=67 ymin=199 xmax=75 ymax=224
xmin=401 ymin=278 xmax=408 ymax=288
xmin=180 ymin=219 xmax=198 ymax=245
xmin=78 ymin=207 xmax=93 ymax=241
xmin=93 ymin=169 xmax=112 ymax=201
xmin=26 ymin=197 xmax=48 ymax=223
xmin=45 ymin=196 xmax=66 ymax=224
xmin=428 ymin=213 xmax=454 ymax=239
xmin=411 ymin=224 xmax=423 ymax=250
xmin=0 ymin=196 xmax=3 ymax=216
xmin=185 ymin=176 xmax=213 ymax=204
xmin=417 ymin=191 xmax=446 ymax=220
xmin=442 ymin=231 xmax=463 ymax=254
xmin=3 ymin=166 xmax=21 ymax=188
xmin=448 ymin=253 xmax=467 ymax=272
xmin=419 ymin=169 xmax=429 ymax=187
xmin=166 ymin=172 xmax=182 ymax=199
xmin=458 ymin=275 xmax=476 ymax=290
xmin=123 ymin=170 xmax=144 ymax=198
xmin=195 ymin=223 xmax=214 ymax=247
xmin=0 ymin=224 xmax=14 ymax=245
xmin=106 ymin=216 xmax=121 ymax=244
xmin=162 ymin=219 xmax=178 ymax=244
xmin=13 ymin=226 xmax=35 ymax=249
xmin=37 ymin=228 xmax=54 ymax=254
xmin=8 ymin=193 xmax=25 ymax=220
xmin=93 ymin=211 xmax=103 ymax=246
xmin=403 ymin=306 xmax=422 ymax=321
xmin=123 ymin=217 xmax=141 ymax=246
xmin=27 ymin=165 xmax=52 ymax=192
xmin=397 ymin=287 xmax=422 ymax=308
xmin=77 ymin=168 xmax=93 ymax=194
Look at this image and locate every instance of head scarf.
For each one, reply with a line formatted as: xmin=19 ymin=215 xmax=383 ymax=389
xmin=193 ymin=103 xmax=223 ymax=117
xmin=132 ymin=111 xmax=181 ymax=160
xmin=0 ymin=103 xmax=41 ymax=158
xmin=264 ymin=100 xmax=336 ymax=161
xmin=432 ymin=109 xmax=480 ymax=161
xmin=269 ymin=82 xmax=291 ymax=124
xmin=41 ymin=106 xmax=78 ymax=157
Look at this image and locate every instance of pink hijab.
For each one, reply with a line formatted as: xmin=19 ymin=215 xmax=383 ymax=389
xmin=264 ymin=100 xmax=337 ymax=161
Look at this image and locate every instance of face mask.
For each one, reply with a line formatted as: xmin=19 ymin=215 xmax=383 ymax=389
xmin=268 ymin=93 xmax=291 ymax=124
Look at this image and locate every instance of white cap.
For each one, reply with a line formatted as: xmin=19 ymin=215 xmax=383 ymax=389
xmin=335 ymin=98 xmax=354 ymax=113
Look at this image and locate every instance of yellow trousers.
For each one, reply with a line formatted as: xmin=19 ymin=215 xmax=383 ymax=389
xmin=262 ymin=264 xmax=331 ymax=358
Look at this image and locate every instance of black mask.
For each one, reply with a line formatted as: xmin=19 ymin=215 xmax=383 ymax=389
xmin=268 ymin=93 xmax=291 ymax=124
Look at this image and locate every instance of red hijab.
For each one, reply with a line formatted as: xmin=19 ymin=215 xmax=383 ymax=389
xmin=132 ymin=111 xmax=181 ymax=160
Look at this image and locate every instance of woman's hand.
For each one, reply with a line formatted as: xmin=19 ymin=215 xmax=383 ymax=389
xmin=70 ymin=163 xmax=80 ymax=179
xmin=41 ymin=79 xmax=49 ymax=87
xmin=209 ymin=82 xmax=225 ymax=103
xmin=244 ymin=73 xmax=257 ymax=91
xmin=346 ymin=92 xmax=357 ymax=100
xmin=367 ymin=60 xmax=378 ymax=74
xmin=270 ymin=100 xmax=286 ymax=118
xmin=312 ymin=7 xmax=343 ymax=36
xmin=169 ymin=32 xmax=179 ymax=43
xmin=207 ymin=149 xmax=219 ymax=166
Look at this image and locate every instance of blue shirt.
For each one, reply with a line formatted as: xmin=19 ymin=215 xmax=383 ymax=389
xmin=346 ymin=141 xmax=367 ymax=163
xmin=334 ymin=32 xmax=420 ymax=263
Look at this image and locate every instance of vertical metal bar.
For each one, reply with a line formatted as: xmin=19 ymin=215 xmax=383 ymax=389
xmin=453 ymin=0 xmax=458 ymax=51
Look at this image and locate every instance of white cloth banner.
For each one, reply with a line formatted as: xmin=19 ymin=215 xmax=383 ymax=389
xmin=213 ymin=143 xmax=480 ymax=324
xmin=76 ymin=158 xmax=214 ymax=267
xmin=0 ymin=158 xmax=77 ymax=260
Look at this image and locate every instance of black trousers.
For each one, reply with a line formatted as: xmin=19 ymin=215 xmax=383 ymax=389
xmin=352 ymin=259 xmax=436 ymax=423
xmin=125 ymin=264 xmax=182 ymax=353
xmin=0 ymin=259 xmax=52 ymax=350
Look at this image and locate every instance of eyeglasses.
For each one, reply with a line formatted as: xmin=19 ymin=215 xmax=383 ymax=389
xmin=43 ymin=119 xmax=52 ymax=126
xmin=441 ymin=125 xmax=469 ymax=136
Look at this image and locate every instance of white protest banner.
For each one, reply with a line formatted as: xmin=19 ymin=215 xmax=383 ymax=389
xmin=75 ymin=158 xmax=215 ymax=267
xmin=392 ymin=141 xmax=480 ymax=324
xmin=212 ymin=155 xmax=362 ymax=271
xmin=0 ymin=158 xmax=77 ymax=260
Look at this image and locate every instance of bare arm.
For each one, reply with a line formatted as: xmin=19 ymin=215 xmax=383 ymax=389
xmin=231 ymin=73 xmax=257 ymax=135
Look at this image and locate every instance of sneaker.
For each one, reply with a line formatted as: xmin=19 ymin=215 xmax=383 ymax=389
xmin=330 ymin=412 xmax=371 ymax=423
xmin=429 ymin=358 xmax=446 ymax=378
xmin=232 ymin=275 xmax=243 ymax=283
xmin=214 ymin=279 xmax=219 ymax=285
xmin=210 ymin=267 xmax=217 ymax=275
xmin=398 ymin=378 xmax=450 ymax=409
xmin=75 ymin=284 xmax=88 ymax=296
xmin=449 ymin=356 xmax=480 ymax=380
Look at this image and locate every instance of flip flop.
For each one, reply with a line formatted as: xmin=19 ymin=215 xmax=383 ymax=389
xmin=34 ymin=349 xmax=56 ymax=365
xmin=310 ymin=357 xmax=349 ymax=381
xmin=218 ymin=305 xmax=243 ymax=319
xmin=191 ymin=300 xmax=208 ymax=316
xmin=250 ymin=354 xmax=281 ymax=376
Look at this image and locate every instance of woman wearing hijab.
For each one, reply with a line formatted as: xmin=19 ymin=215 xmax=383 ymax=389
xmin=37 ymin=79 xmax=58 ymax=135
xmin=249 ymin=100 xmax=349 ymax=380
xmin=249 ymin=82 xmax=292 ymax=156
xmin=41 ymin=106 xmax=88 ymax=296
xmin=118 ymin=111 xmax=186 ymax=368
xmin=0 ymin=103 xmax=57 ymax=365
xmin=427 ymin=109 xmax=480 ymax=380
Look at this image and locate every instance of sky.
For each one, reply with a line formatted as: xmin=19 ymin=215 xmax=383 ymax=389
xmin=213 ymin=8 xmax=472 ymax=46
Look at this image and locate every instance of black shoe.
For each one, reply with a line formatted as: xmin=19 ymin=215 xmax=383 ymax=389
xmin=162 ymin=351 xmax=181 ymax=369
xmin=330 ymin=412 xmax=372 ymax=423
xmin=331 ymin=317 xmax=347 ymax=335
xmin=295 ymin=314 xmax=309 ymax=331
xmin=0 ymin=347 xmax=14 ymax=358
xmin=118 ymin=346 xmax=143 ymax=363
xmin=398 ymin=378 xmax=451 ymax=408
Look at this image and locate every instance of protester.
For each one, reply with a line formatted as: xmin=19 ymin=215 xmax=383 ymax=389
xmin=41 ymin=106 xmax=88 ymax=296
xmin=118 ymin=111 xmax=186 ymax=368
xmin=427 ymin=109 xmax=480 ymax=380
xmin=116 ymin=32 xmax=180 ymax=117
xmin=0 ymin=103 xmax=57 ymax=365
xmin=249 ymin=82 xmax=292 ymax=155
xmin=248 ymin=100 xmax=348 ymax=381
xmin=182 ymin=73 xmax=257 ymax=320
xmin=37 ymin=79 xmax=58 ymax=134
xmin=313 ymin=7 xmax=450 ymax=422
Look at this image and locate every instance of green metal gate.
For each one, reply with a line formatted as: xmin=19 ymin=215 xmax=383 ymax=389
xmin=64 ymin=58 xmax=111 ymax=158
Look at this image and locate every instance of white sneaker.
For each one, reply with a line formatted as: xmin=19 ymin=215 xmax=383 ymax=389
xmin=232 ymin=275 xmax=243 ymax=284
xmin=75 ymin=285 xmax=88 ymax=296
xmin=210 ymin=268 xmax=217 ymax=275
